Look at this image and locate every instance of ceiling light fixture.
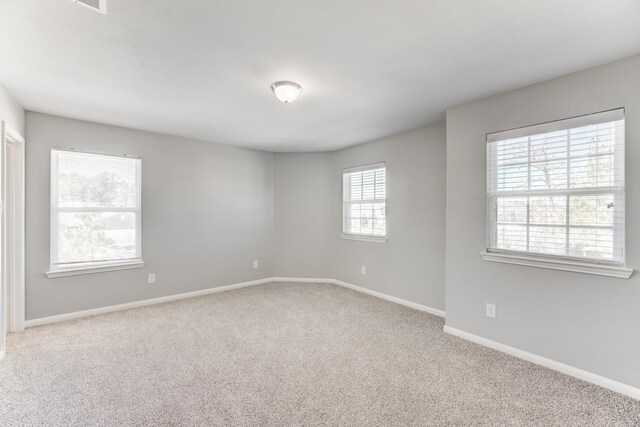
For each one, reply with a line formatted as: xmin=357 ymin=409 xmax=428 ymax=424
xmin=68 ymin=0 xmax=107 ymax=14
xmin=271 ymin=81 xmax=302 ymax=103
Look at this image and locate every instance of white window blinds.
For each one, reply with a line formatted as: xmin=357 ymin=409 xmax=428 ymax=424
xmin=50 ymin=149 xmax=142 ymax=271
xmin=486 ymin=109 xmax=625 ymax=264
xmin=343 ymin=163 xmax=386 ymax=237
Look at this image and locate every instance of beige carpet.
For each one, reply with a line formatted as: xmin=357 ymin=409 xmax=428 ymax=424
xmin=0 ymin=282 xmax=638 ymax=426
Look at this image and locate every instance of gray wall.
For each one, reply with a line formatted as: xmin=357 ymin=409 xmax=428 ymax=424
xmin=329 ymin=125 xmax=446 ymax=310
xmin=274 ymin=153 xmax=334 ymax=278
xmin=274 ymin=124 xmax=447 ymax=311
xmin=26 ymin=112 xmax=274 ymax=320
xmin=445 ymin=55 xmax=640 ymax=388
xmin=0 ymin=84 xmax=24 ymax=136
xmin=26 ymin=113 xmax=446 ymax=319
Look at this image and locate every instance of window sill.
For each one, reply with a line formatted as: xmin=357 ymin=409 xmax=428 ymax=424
xmin=481 ymin=252 xmax=632 ymax=279
xmin=46 ymin=260 xmax=145 ymax=278
xmin=340 ymin=233 xmax=388 ymax=244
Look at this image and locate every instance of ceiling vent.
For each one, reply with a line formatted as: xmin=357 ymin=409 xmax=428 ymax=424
xmin=69 ymin=0 xmax=107 ymax=14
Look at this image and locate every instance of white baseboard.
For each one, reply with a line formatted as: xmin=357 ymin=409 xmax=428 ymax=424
xmin=25 ymin=276 xmax=445 ymax=328
xmin=24 ymin=277 xmax=273 ymax=328
xmin=443 ymin=325 xmax=640 ymax=401
xmin=271 ymin=277 xmax=335 ymax=284
xmin=272 ymin=277 xmax=445 ymax=317
xmin=330 ymin=279 xmax=446 ymax=318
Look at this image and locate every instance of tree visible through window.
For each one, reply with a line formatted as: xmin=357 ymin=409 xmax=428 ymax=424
xmin=50 ymin=149 xmax=141 ymax=271
xmin=486 ymin=109 xmax=625 ymax=264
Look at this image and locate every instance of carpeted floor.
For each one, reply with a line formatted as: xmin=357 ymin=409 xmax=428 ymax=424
xmin=0 ymin=282 xmax=638 ymax=426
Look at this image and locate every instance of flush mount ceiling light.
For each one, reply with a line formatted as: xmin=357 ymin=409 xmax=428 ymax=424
xmin=68 ymin=0 xmax=107 ymax=14
xmin=271 ymin=81 xmax=302 ymax=103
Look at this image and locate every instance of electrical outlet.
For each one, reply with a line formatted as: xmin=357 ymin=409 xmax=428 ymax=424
xmin=253 ymin=260 xmax=259 ymax=269
xmin=361 ymin=266 xmax=366 ymax=275
xmin=486 ymin=303 xmax=496 ymax=318
xmin=148 ymin=274 xmax=156 ymax=284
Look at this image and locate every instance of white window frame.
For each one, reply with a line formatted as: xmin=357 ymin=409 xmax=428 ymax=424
xmin=482 ymin=109 xmax=632 ymax=279
xmin=46 ymin=148 xmax=144 ymax=278
xmin=341 ymin=162 xmax=387 ymax=243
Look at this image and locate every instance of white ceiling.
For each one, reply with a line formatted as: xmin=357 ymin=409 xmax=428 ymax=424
xmin=0 ymin=1 xmax=639 ymax=152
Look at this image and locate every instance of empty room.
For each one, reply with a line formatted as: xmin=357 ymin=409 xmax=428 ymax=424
xmin=1 ymin=0 xmax=639 ymax=425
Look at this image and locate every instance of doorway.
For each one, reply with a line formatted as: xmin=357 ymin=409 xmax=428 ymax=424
xmin=1 ymin=121 xmax=25 ymax=360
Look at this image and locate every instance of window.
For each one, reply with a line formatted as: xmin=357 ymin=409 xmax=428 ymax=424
xmin=48 ymin=149 xmax=142 ymax=277
xmin=486 ymin=109 xmax=625 ymax=266
xmin=342 ymin=162 xmax=386 ymax=242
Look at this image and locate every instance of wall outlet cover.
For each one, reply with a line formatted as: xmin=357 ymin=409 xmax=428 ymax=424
xmin=148 ymin=274 xmax=156 ymax=284
xmin=486 ymin=303 xmax=496 ymax=318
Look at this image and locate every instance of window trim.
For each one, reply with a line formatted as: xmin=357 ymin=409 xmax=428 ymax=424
xmin=48 ymin=147 xmax=143 ymax=277
xmin=339 ymin=233 xmax=388 ymax=244
xmin=484 ymin=109 xmax=628 ymax=272
xmin=342 ymin=162 xmax=387 ymax=241
xmin=45 ymin=260 xmax=145 ymax=278
xmin=486 ymin=108 xmax=624 ymax=143
xmin=480 ymin=251 xmax=632 ymax=279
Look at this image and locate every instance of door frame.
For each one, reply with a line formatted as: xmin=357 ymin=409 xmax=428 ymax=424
xmin=2 ymin=121 xmax=26 ymax=338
